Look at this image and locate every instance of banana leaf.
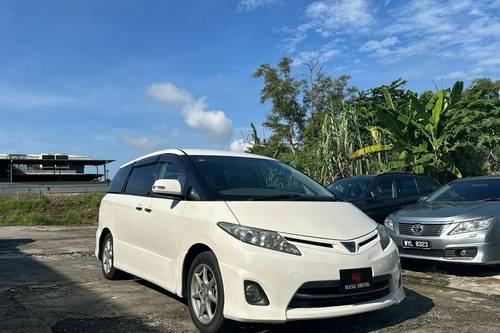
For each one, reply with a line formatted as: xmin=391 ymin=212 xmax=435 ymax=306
xmin=349 ymin=144 xmax=393 ymax=159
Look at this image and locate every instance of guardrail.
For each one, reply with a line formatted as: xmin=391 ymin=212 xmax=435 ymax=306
xmin=0 ymin=182 xmax=109 ymax=195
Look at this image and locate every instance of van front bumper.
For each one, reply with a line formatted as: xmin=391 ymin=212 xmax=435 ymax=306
xmin=216 ymin=234 xmax=404 ymax=323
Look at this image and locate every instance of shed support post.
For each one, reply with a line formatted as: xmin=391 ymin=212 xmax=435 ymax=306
xmin=9 ymin=160 xmax=13 ymax=183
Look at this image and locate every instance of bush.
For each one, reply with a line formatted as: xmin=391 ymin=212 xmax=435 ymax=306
xmin=0 ymin=193 xmax=103 ymax=226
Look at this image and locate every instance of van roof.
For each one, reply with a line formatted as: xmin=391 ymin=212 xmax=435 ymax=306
xmin=120 ymin=149 xmax=273 ymax=168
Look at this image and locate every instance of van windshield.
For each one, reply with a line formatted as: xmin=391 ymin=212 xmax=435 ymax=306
xmin=188 ymin=156 xmax=335 ymax=201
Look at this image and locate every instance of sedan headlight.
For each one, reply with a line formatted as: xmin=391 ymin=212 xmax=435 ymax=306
xmin=217 ymin=222 xmax=301 ymax=256
xmin=377 ymin=224 xmax=391 ymax=250
xmin=448 ymin=217 xmax=494 ymax=235
xmin=384 ymin=216 xmax=395 ymax=231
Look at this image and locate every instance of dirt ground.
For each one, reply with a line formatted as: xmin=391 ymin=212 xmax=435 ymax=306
xmin=1 ymin=226 xmax=499 ymax=333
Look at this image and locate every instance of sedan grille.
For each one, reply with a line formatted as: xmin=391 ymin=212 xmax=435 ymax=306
xmin=397 ymin=222 xmax=445 ymax=236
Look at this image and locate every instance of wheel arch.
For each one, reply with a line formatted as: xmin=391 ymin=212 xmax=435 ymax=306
xmin=181 ymin=243 xmax=216 ymax=297
xmin=97 ymin=227 xmax=112 ymax=260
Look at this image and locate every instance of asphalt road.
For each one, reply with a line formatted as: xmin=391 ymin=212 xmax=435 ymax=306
xmin=1 ymin=226 xmax=499 ymax=333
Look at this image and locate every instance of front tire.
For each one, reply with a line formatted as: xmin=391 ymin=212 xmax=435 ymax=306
xmin=187 ymin=251 xmax=232 ymax=333
xmin=101 ymin=233 xmax=122 ymax=280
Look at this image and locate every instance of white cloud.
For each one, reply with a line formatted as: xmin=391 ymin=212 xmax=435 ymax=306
xmin=294 ymin=41 xmax=340 ymax=65
xmin=148 ymin=82 xmax=192 ymax=106
xmin=230 ymin=139 xmax=253 ymax=152
xmin=280 ymin=0 xmax=373 ymax=62
xmin=304 ymin=0 xmax=375 ymax=35
xmin=279 ymin=0 xmax=500 ymax=78
xmin=380 ymin=0 xmax=500 ymax=74
xmin=148 ymin=82 xmax=233 ymax=142
xmin=360 ymin=36 xmax=399 ymax=57
xmin=238 ymin=0 xmax=277 ymax=12
xmin=279 ymin=0 xmax=500 ymax=79
xmin=281 ymin=0 xmax=373 ymax=55
xmin=120 ymin=135 xmax=156 ymax=149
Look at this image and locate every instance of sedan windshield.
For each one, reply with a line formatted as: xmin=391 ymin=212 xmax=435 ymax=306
xmin=188 ymin=156 xmax=335 ymax=201
xmin=426 ymin=178 xmax=500 ymax=203
xmin=327 ymin=177 xmax=374 ymax=200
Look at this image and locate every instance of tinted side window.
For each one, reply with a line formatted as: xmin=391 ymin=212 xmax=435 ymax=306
xmin=108 ymin=165 xmax=132 ymax=193
xmin=371 ymin=177 xmax=394 ymax=199
xmin=417 ymin=177 xmax=440 ymax=194
xmin=398 ymin=176 xmax=419 ymax=196
xmin=157 ymin=160 xmax=188 ymax=193
xmin=124 ymin=163 xmax=158 ymax=196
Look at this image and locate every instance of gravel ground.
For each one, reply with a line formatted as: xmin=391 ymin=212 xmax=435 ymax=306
xmin=0 ymin=226 xmax=499 ymax=333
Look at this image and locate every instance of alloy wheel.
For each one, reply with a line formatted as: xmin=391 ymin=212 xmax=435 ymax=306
xmin=190 ymin=263 xmax=218 ymax=324
xmin=102 ymin=238 xmax=113 ymax=274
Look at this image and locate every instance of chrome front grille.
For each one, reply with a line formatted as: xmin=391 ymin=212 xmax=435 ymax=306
xmin=397 ymin=222 xmax=445 ymax=236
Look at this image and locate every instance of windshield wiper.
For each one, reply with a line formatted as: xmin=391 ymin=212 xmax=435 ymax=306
xmin=483 ymin=198 xmax=500 ymax=202
xmin=249 ymin=194 xmax=303 ymax=201
xmin=249 ymin=194 xmax=340 ymax=201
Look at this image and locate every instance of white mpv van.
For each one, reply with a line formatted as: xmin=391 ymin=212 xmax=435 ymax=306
xmin=96 ymin=149 xmax=404 ymax=332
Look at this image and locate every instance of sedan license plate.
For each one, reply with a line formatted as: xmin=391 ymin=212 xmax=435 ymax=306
xmin=339 ymin=268 xmax=373 ymax=293
xmin=402 ymin=239 xmax=432 ymax=250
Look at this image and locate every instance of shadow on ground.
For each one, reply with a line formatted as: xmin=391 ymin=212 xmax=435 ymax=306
xmin=134 ymin=279 xmax=433 ymax=333
xmin=232 ymin=288 xmax=433 ymax=333
xmin=0 ymin=237 xmax=434 ymax=333
xmin=0 ymin=239 xmax=162 ymax=333
xmin=402 ymin=258 xmax=500 ymax=277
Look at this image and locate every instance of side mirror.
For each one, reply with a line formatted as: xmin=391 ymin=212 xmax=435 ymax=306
xmin=152 ymin=179 xmax=182 ymax=197
xmin=418 ymin=196 xmax=427 ymax=203
xmin=366 ymin=191 xmax=377 ymax=200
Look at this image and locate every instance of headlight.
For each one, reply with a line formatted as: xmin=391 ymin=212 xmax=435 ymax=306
xmin=217 ymin=222 xmax=301 ymax=256
xmin=384 ymin=216 xmax=395 ymax=231
xmin=377 ymin=224 xmax=391 ymax=250
xmin=448 ymin=217 xmax=494 ymax=235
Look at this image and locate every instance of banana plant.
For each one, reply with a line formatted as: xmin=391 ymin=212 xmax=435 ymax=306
xmin=350 ymin=81 xmax=465 ymax=179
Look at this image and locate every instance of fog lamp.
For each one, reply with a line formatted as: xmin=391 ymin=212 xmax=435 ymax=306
xmin=245 ymin=284 xmax=262 ymax=303
xmin=244 ymin=281 xmax=269 ymax=306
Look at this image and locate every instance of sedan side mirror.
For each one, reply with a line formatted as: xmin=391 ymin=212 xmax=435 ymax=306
xmin=366 ymin=191 xmax=377 ymax=200
xmin=152 ymin=179 xmax=182 ymax=197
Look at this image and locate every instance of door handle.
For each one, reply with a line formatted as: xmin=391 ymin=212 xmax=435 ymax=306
xmin=144 ymin=208 xmax=152 ymax=213
xmin=136 ymin=206 xmax=143 ymax=211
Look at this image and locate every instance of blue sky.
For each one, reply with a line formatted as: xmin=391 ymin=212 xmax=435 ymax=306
xmin=1 ymin=0 xmax=499 ymax=175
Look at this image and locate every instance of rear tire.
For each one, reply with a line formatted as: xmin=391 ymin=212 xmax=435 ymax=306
xmin=187 ymin=251 xmax=233 ymax=333
xmin=101 ymin=233 xmax=122 ymax=280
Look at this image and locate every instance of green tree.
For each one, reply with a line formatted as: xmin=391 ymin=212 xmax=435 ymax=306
xmin=302 ymin=61 xmax=357 ymax=141
xmin=253 ymin=58 xmax=306 ymax=149
xmin=351 ymin=81 xmax=467 ymax=182
xmin=447 ymin=85 xmax=500 ymax=175
xmin=464 ymin=78 xmax=500 ymax=100
xmin=354 ymin=79 xmax=410 ymax=120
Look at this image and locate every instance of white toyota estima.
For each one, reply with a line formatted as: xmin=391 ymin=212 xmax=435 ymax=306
xmin=96 ymin=149 xmax=404 ymax=332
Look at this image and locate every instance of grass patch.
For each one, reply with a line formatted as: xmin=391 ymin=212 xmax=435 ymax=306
xmin=0 ymin=193 xmax=103 ymax=226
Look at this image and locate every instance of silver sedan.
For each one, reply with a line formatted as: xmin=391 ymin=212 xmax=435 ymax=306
xmin=385 ymin=176 xmax=500 ymax=265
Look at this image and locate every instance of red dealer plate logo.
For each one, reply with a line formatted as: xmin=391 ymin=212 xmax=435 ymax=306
xmin=340 ymin=268 xmax=373 ymax=293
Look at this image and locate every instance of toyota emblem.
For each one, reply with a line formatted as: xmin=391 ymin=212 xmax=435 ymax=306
xmin=411 ymin=224 xmax=424 ymax=234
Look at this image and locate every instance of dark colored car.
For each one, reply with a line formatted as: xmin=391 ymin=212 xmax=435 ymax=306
xmin=327 ymin=173 xmax=441 ymax=223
